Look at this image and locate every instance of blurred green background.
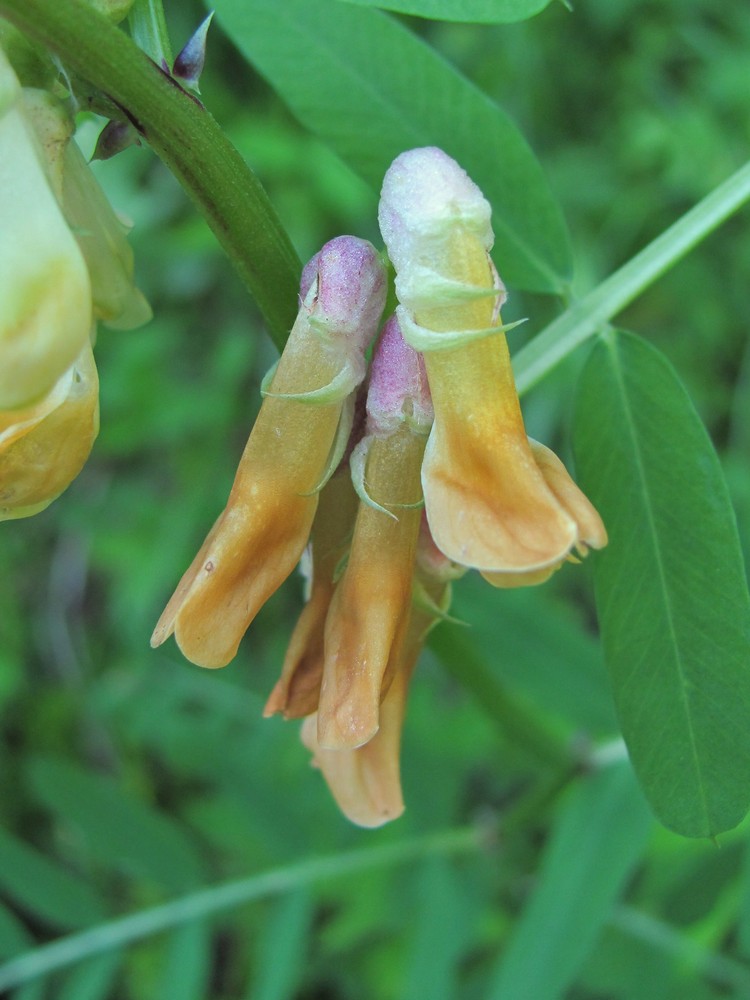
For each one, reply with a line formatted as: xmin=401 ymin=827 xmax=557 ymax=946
xmin=1 ymin=0 xmax=749 ymax=997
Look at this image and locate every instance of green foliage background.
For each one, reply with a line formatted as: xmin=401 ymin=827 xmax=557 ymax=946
xmin=1 ymin=0 xmax=750 ymax=997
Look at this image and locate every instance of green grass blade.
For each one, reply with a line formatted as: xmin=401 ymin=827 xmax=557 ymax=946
xmin=0 ymin=826 xmax=482 ymax=992
xmin=514 ymin=160 xmax=750 ymax=393
xmin=488 ymin=763 xmax=652 ymax=1000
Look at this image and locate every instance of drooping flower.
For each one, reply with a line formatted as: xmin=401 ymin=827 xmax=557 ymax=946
xmin=151 ymin=236 xmax=387 ymax=668
xmin=0 ymin=41 xmax=150 ymax=519
xmin=263 ymin=465 xmax=360 ymax=721
xmin=0 ymin=49 xmax=92 ymax=410
xmin=315 ymin=314 xmax=433 ymax=751
xmin=300 ymin=516 xmax=461 ymax=828
xmin=378 ymin=146 xmax=606 ymax=581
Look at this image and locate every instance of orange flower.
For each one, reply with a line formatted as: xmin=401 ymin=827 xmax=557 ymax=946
xmin=300 ymin=517 xmax=461 ymax=828
xmin=315 ymin=315 xmax=433 ymax=751
xmin=263 ymin=466 xmax=359 ymax=720
xmin=151 ymin=237 xmax=386 ymax=668
xmin=379 ymin=147 xmax=606 ymax=582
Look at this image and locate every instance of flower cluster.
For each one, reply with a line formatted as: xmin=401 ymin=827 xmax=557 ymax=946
xmin=154 ymin=147 xmax=606 ymax=827
xmin=0 ymin=41 xmax=149 ymax=520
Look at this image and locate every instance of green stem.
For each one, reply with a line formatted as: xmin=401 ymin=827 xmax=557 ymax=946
xmin=0 ymin=825 xmax=482 ymax=991
xmin=514 ymin=159 xmax=750 ymax=393
xmin=431 ymin=625 xmax=568 ymax=769
xmin=128 ymin=0 xmax=173 ymax=68
xmin=0 ymin=0 xmax=300 ymax=350
xmin=609 ymin=905 xmax=750 ymax=993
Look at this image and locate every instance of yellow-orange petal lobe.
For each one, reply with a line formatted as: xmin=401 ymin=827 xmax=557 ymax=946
xmin=301 ymin=666 xmax=409 ymax=828
xmin=300 ymin=520 xmax=456 ymax=829
xmin=0 ymin=342 xmax=99 ymax=520
xmin=151 ymin=236 xmax=386 ymax=669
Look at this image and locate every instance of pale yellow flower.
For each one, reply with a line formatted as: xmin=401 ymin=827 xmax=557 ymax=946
xmin=0 ymin=51 xmax=91 ymax=409
xmin=0 ymin=342 xmax=99 ymax=520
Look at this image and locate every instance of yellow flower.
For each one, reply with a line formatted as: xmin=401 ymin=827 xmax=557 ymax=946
xmin=300 ymin=519 xmax=459 ymax=828
xmin=0 ymin=51 xmax=91 ymax=409
xmin=0 ymin=341 xmax=99 ymax=520
xmin=315 ymin=315 xmax=433 ymax=751
xmin=379 ymin=147 xmax=606 ymax=581
xmin=151 ymin=237 xmax=387 ymax=668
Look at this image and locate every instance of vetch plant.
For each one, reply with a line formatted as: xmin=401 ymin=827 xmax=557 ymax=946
xmin=0 ymin=1 xmax=749 ymax=996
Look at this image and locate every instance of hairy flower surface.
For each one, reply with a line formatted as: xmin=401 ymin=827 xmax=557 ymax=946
xmin=379 ymin=147 xmax=606 ymax=580
xmin=152 ymin=237 xmax=387 ymax=668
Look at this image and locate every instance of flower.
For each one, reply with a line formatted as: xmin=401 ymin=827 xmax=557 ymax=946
xmin=378 ymin=146 xmax=606 ymax=581
xmin=0 ymin=45 xmax=149 ymax=519
xmin=151 ymin=236 xmax=387 ymax=668
xmin=0 ymin=49 xmax=92 ymax=410
xmin=263 ymin=466 xmax=359 ymax=720
xmin=315 ymin=314 xmax=433 ymax=751
xmin=300 ymin=517 xmax=461 ymax=828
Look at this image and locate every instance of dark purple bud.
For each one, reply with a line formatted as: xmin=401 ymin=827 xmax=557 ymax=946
xmin=172 ymin=12 xmax=214 ymax=92
xmin=91 ymin=120 xmax=141 ymax=161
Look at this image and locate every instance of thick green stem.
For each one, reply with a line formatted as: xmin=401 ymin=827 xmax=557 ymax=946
xmin=514 ymin=159 xmax=750 ymax=393
xmin=0 ymin=825 xmax=483 ymax=991
xmin=0 ymin=0 xmax=300 ymax=350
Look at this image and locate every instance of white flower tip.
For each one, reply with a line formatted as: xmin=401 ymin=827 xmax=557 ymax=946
xmin=378 ymin=147 xmax=493 ymax=273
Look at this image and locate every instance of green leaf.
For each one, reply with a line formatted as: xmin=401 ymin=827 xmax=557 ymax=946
xmin=337 ymin=0 xmax=552 ymax=22
xmin=249 ymin=891 xmax=313 ymax=1000
xmin=57 ymin=951 xmax=121 ymax=1000
xmin=26 ymin=757 xmax=205 ymax=892
xmin=212 ymin=0 xmax=572 ymax=293
xmin=573 ymin=330 xmax=750 ymax=838
xmin=0 ymin=827 xmax=105 ymax=931
xmin=488 ymin=763 xmax=652 ymax=1000
xmin=403 ymin=859 xmax=475 ymax=1000
xmin=159 ymin=921 xmax=212 ymax=1000
xmin=0 ymin=902 xmax=32 ymax=961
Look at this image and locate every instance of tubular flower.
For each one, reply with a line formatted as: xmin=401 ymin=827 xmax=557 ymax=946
xmin=316 ymin=314 xmax=433 ymax=750
xmin=0 ymin=49 xmax=91 ymax=409
xmin=0 ymin=41 xmax=149 ymax=519
xmin=378 ymin=147 xmax=607 ymax=582
xmin=151 ymin=237 xmax=387 ymax=669
xmin=300 ymin=517 xmax=461 ymax=828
